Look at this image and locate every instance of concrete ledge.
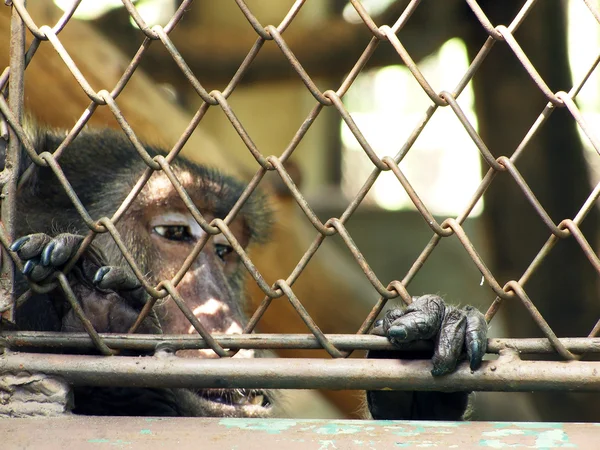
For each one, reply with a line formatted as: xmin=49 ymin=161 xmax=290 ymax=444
xmin=2 ymin=416 xmax=598 ymax=449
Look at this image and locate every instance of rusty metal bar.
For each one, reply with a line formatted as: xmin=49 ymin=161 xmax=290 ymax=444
xmin=3 ymin=332 xmax=600 ymax=355
xmin=1 ymin=351 xmax=600 ymax=391
xmin=0 ymin=1 xmax=26 ymax=318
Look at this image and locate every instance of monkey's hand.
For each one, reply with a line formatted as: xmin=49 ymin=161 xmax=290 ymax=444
xmin=372 ymin=294 xmax=487 ymax=375
xmin=11 ymin=233 xmax=99 ymax=284
xmin=11 ymin=233 xmax=157 ymax=333
xmin=366 ymin=295 xmax=487 ymax=420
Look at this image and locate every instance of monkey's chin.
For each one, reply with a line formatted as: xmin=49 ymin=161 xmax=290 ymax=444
xmin=192 ymin=388 xmax=273 ymax=418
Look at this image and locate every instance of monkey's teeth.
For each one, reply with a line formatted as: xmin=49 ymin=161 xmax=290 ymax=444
xmin=199 ymin=389 xmax=269 ymax=408
xmin=249 ymin=394 xmax=264 ymax=406
xmin=232 ymin=393 xmax=246 ymax=405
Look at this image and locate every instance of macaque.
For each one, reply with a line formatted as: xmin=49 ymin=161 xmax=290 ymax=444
xmin=3 ymin=126 xmax=487 ymax=418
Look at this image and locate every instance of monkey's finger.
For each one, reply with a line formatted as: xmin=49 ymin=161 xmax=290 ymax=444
xmin=23 ymin=258 xmax=54 ymax=282
xmin=371 ymin=319 xmax=385 ymax=336
xmin=431 ymin=307 xmax=467 ymax=376
xmin=93 ymin=266 xmax=146 ymax=306
xmin=41 ymin=234 xmax=84 ymax=267
xmin=10 ymin=236 xmax=30 ymax=252
xmin=94 ymin=266 xmax=140 ymax=290
xmin=384 ymin=295 xmax=446 ymax=346
xmin=381 ymin=308 xmax=405 ymax=333
xmin=11 ymin=233 xmax=52 ymax=260
xmin=464 ymin=305 xmax=487 ymax=371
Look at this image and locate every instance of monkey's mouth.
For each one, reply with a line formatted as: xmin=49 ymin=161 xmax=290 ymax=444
xmin=194 ymin=388 xmax=272 ymax=415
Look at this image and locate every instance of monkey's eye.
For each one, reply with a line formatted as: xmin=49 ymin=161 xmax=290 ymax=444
xmin=214 ymin=234 xmax=234 ymax=261
xmin=215 ymin=243 xmax=234 ymax=261
xmin=153 ymin=225 xmax=194 ymax=242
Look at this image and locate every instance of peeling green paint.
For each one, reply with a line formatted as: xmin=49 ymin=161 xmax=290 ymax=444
xmin=492 ymin=422 xmax=565 ymax=430
xmin=313 ymin=423 xmax=365 ymax=435
xmin=409 ymin=421 xmax=462 ymax=428
xmin=535 ymin=429 xmax=576 ymax=449
xmin=395 ymin=440 xmax=438 ymax=447
xmin=219 ymin=418 xmax=298 ymax=434
xmin=215 ymin=418 xmax=585 ymax=448
xmin=391 ymin=429 xmax=421 ymax=438
xmin=387 ymin=423 xmax=455 ymax=438
xmin=140 ymin=429 xmax=152 ymax=435
xmin=479 ymin=439 xmax=522 ymax=448
xmin=480 ymin=426 xmax=577 ymax=449
xmin=317 ymin=439 xmax=337 ymax=449
xmin=87 ymin=439 xmax=132 ymax=447
xmin=372 ymin=420 xmax=462 ymax=428
xmin=483 ymin=429 xmax=528 ymax=438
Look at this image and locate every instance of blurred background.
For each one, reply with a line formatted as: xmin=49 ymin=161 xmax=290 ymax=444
xmin=3 ymin=0 xmax=600 ymax=422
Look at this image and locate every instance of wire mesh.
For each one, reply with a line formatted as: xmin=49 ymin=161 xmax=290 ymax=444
xmin=1 ymin=0 xmax=600 ymax=390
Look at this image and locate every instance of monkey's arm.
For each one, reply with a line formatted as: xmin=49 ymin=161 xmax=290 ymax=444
xmin=366 ymin=295 xmax=487 ymax=420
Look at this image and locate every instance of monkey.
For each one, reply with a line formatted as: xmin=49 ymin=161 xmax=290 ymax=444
xmin=1 ymin=125 xmax=487 ymax=419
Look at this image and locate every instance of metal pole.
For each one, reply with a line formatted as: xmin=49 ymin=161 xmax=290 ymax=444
xmin=0 ymin=1 xmax=25 ymax=319
xmin=3 ymin=332 xmax=600 ymax=355
xmin=2 ymin=351 xmax=600 ymax=391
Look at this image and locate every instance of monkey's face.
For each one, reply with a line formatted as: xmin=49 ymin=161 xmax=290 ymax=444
xmin=126 ymin=168 xmax=273 ymax=416
xmin=146 ymin=208 xmax=250 ymax=345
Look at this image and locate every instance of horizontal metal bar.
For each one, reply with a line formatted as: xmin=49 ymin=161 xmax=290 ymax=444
xmin=3 ymin=331 xmax=600 ymax=355
xmin=2 ymin=351 xmax=600 ymax=391
xmin=1 ymin=416 xmax=598 ymax=449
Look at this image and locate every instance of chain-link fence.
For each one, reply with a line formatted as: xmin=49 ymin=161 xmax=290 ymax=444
xmin=2 ymin=0 xmax=600 ymax=398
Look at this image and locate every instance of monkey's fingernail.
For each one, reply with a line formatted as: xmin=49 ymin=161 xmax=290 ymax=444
xmin=371 ymin=319 xmax=385 ymax=336
xmin=469 ymin=342 xmax=484 ymax=371
xmin=41 ymin=242 xmax=56 ymax=266
xmin=431 ymin=359 xmax=453 ymax=377
xmin=23 ymin=260 xmax=35 ymax=275
xmin=468 ymin=340 xmax=479 ymax=357
xmin=388 ymin=325 xmax=407 ymax=340
xmin=10 ymin=236 xmax=29 ymax=252
xmin=93 ymin=266 xmax=111 ymax=285
xmin=431 ymin=366 xmax=447 ymax=377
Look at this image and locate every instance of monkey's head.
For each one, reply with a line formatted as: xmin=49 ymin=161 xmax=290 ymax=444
xmin=16 ymin=127 xmax=274 ymax=416
xmin=122 ymin=155 xmax=271 ymax=338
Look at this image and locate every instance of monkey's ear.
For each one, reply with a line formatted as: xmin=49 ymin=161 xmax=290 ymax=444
xmin=0 ymin=132 xmax=7 ymax=172
xmin=269 ymin=160 xmax=303 ymax=199
xmin=0 ymin=118 xmax=59 ymax=174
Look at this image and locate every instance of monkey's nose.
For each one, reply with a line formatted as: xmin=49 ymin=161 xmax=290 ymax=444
xmin=181 ymin=299 xmax=239 ymax=334
xmin=176 ymin=347 xmax=255 ymax=359
xmin=176 ymin=307 xmax=251 ymax=359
